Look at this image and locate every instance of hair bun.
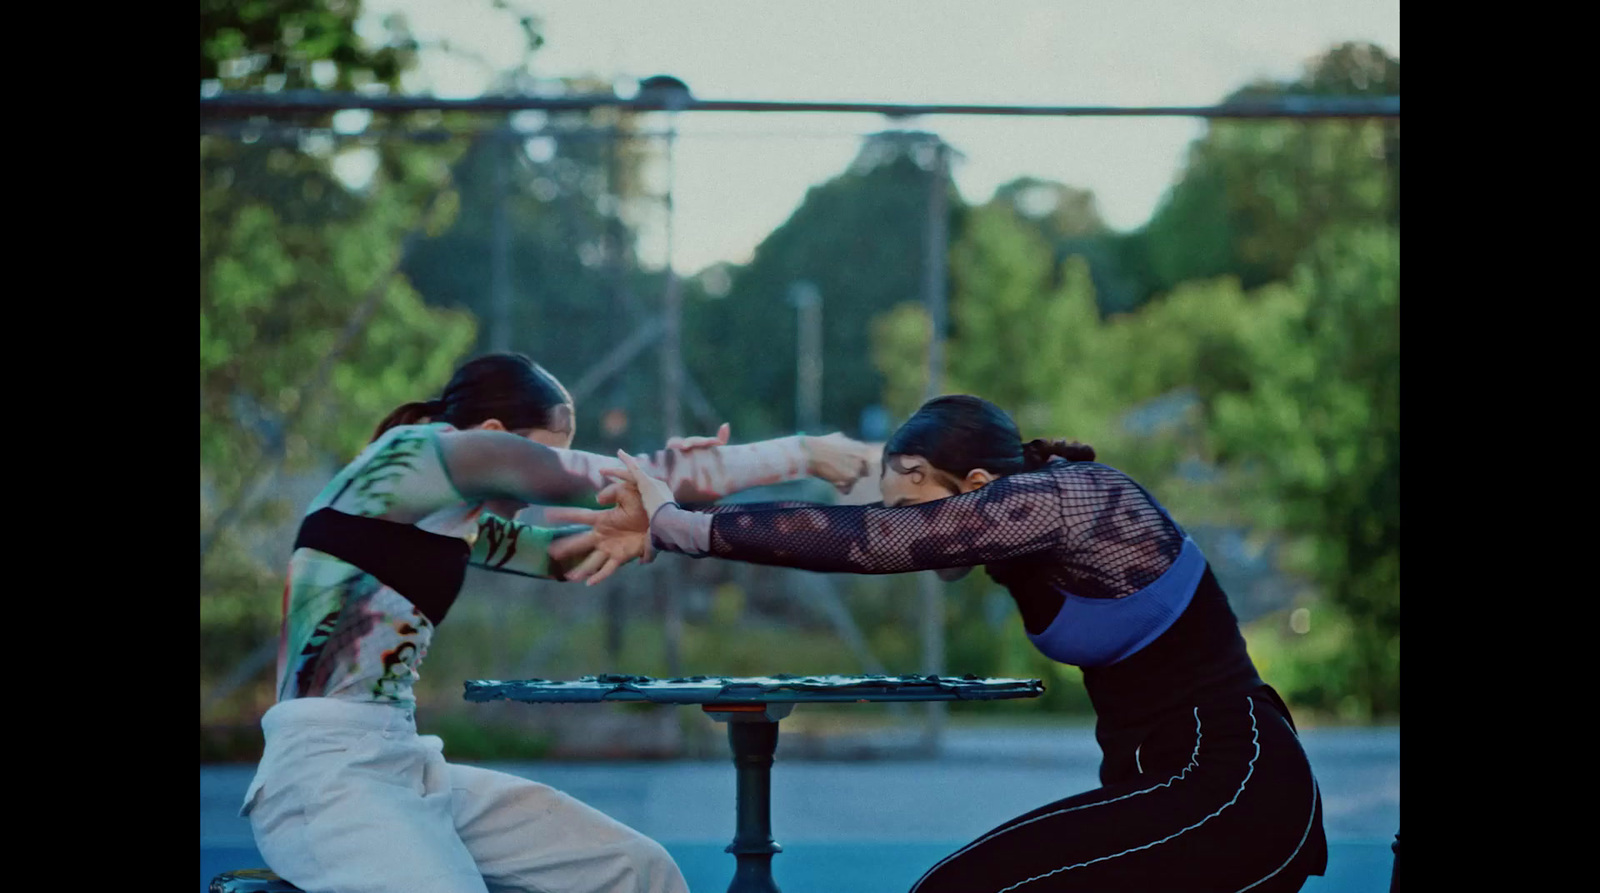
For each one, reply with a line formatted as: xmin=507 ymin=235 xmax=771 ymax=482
xmin=1022 ymin=438 xmax=1096 ymax=468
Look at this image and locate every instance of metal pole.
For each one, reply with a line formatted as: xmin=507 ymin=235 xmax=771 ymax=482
xmin=726 ymin=720 xmax=782 ymax=893
xmin=659 ymin=114 xmax=684 ymax=677
xmin=661 ymin=123 xmax=683 ymax=441
xmin=919 ymin=138 xmax=950 ymax=753
xmin=789 ymin=281 xmax=822 ymax=432
xmin=490 ymin=143 xmax=513 ymax=352
xmin=705 ymin=704 xmax=793 ymax=893
xmin=604 ymin=130 xmax=628 ymax=666
xmin=923 ymin=140 xmax=949 ymax=399
xmin=1390 ymin=830 xmax=1400 ymax=892
xmin=202 ymin=92 xmax=1402 ymax=119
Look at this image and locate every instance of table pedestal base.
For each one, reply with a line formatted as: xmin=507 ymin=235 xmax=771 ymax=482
xmin=705 ymin=704 xmax=794 ymax=893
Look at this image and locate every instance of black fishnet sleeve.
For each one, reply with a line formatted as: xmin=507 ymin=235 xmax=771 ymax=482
xmin=704 ymin=470 xmax=1064 ymax=574
xmin=695 ymin=501 xmax=831 ymax=514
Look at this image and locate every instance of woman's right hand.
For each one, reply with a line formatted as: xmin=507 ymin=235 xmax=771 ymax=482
xmin=802 ymin=433 xmax=882 ymax=493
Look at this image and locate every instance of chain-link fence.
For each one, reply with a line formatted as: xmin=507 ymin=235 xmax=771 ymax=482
xmin=201 ymin=72 xmax=1399 ymax=761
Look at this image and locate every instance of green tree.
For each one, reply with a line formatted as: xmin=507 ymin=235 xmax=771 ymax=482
xmin=990 ymin=177 xmax=1142 ymax=317
xmin=1209 ymin=226 xmax=1400 ymax=716
xmin=685 ymin=132 xmax=966 ymax=439
xmin=200 ymin=0 xmax=416 ymax=90
xmin=1119 ymin=41 xmax=1399 ymax=305
xmin=201 ymin=1 xmax=487 ymax=694
xmin=872 ymin=174 xmax=1399 ymax=716
xmin=400 ymin=81 xmax=666 ymax=449
xmin=946 ymin=200 xmax=1101 ymax=427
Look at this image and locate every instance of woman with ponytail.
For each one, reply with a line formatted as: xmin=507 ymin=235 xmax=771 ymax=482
xmin=240 ymin=352 xmax=879 ymax=893
xmin=552 ymin=394 xmax=1328 ymax=893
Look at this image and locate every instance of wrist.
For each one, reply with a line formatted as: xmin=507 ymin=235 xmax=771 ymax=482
xmin=649 ymin=502 xmax=712 ymax=556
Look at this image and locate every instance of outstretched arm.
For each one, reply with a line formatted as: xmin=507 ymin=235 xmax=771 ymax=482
xmin=545 ymin=453 xmax=1065 ymax=582
xmin=438 ymin=427 xmax=876 ymax=509
xmin=560 ymin=437 xmax=811 ymax=504
xmin=607 ymin=430 xmax=876 ymax=503
xmin=656 ymin=472 xmax=1065 ymax=574
xmin=687 ymin=500 xmax=837 ymax=514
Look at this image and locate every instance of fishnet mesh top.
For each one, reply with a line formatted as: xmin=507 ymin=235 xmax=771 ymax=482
xmin=659 ymin=460 xmax=1185 ymax=602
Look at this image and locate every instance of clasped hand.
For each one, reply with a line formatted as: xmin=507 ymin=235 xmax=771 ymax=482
xmin=546 ymin=451 xmax=672 ymax=586
xmin=546 ymin=425 xmax=879 ymax=585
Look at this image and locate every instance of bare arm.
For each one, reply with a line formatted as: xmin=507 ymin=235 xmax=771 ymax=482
xmin=437 ymin=429 xmax=875 ymax=508
xmin=564 ymin=437 xmax=814 ymax=504
xmin=544 ymin=455 xmax=1064 ymax=582
xmin=549 ymin=456 xmax=1184 ymax=592
xmin=625 ymin=431 xmax=875 ymax=501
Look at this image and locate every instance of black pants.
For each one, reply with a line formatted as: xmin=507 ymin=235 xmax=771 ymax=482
xmin=910 ymin=692 xmax=1325 ymax=893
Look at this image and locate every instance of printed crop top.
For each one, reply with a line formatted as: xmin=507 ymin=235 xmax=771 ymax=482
xmin=277 ymin=423 xmax=813 ymax=708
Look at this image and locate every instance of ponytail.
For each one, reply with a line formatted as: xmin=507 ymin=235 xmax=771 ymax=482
xmin=1021 ymin=438 xmax=1096 ymax=470
xmin=368 ymin=353 xmax=574 ymax=444
xmin=885 ymin=395 xmax=1096 ymax=480
xmin=371 ymin=398 xmax=445 ymax=442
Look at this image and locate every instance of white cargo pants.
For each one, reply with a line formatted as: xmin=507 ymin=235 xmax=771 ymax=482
xmin=241 ymin=698 xmax=689 ymax=893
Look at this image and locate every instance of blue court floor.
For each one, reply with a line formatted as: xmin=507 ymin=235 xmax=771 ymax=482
xmin=201 ymin=838 xmax=1394 ymax=892
xmin=201 ymin=725 xmax=1397 ymax=892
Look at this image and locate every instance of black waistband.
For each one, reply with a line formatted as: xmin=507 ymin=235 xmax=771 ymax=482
xmin=293 ymin=508 xmax=470 ymax=627
xmin=1082 ymin=565 xmax=1269 ymax=784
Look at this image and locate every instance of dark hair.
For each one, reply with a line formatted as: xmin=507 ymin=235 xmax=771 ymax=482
xmin=371 ymin=353 xmax=573 ymax=442
xmin=882 ymin=394 xmax=1094 ymax=490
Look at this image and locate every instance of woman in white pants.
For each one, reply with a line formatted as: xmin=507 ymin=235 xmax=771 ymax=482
xmin=240 ymin=352 xmax=877 ymax=893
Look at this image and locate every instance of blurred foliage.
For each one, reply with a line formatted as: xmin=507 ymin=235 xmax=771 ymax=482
xmin=868 ymin=42 xmax=1399 ymax=718
xmin=685 ymin=132 xmax=967 ymax=438
xmin=201 ymin=0 xmax=493 ymax=716
xmin=399 ymin=79 xmax=670 ymax=450
xmin=1118 ymin=41 xmax=1399 ymax=304
xmin=1242 ymin=601 xmax=1397 ymax=724
xmin=1209 ymin=225 xmax=1400 ymax=715
xmin=200 ymin=0 xmax=416 ymax=90
xmin=200 ymin=0 xmax=485 ymax=487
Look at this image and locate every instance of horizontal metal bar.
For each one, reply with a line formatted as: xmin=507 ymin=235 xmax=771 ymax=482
xmin=200 ymin=91 xmax=1400 ymax=119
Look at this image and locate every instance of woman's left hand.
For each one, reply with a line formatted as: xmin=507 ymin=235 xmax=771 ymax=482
xmin=547 ymin=451 xmax=677 ymax=585
xmin=802 ymin=433 xmax=881 ymax=493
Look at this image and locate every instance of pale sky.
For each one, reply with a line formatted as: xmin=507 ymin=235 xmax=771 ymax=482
xmin=360 ymin=0 xmax=1399 ymax=274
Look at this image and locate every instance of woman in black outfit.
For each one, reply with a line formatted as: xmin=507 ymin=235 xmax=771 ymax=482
xmin=553 ymin=395 xmax=1328 ymax=893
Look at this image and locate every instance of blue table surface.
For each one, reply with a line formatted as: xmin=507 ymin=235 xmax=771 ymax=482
xmin=465 ymin=673 xmax=1047 ymax=704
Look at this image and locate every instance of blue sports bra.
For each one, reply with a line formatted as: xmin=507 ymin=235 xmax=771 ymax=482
xmin=1024 ymin=492 xmax=1208 ymax=668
